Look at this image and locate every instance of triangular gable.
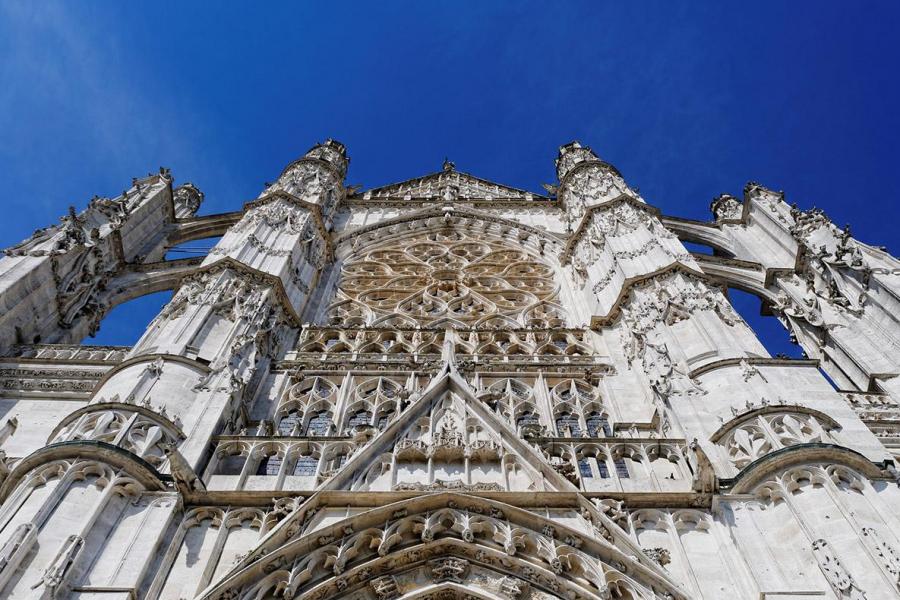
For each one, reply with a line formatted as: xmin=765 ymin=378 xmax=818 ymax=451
xmin=360 ymin=166 xmax=549 ymax=202
xmin=319 ymin=347 xmax=577 ymax=493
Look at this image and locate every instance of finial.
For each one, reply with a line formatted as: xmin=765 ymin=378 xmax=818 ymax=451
xmin=442 ymin=158 xmax=455 ymax=172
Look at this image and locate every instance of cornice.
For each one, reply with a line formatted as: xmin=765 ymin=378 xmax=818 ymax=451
xmin=689 ymin=356 xmax=819 ymax=379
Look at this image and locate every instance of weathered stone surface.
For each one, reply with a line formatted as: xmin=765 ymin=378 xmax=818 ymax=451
xmin=0 ymin=140 xmax=899 ymax=599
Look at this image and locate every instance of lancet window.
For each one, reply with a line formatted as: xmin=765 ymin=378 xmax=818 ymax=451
xmin=278 ymin=409 xmax=302 ymax=436
xmin=293 ymin=455 xmax=318 ymax=476
xmin=586 ymin=412 xmax=612 ymax=437
xmin=578 ymin=458 xmax=593 ymax=478
xmin=347 ymin=409 xmax=373 ymax=429
xmin=256 ymin=453 xmax=282 ymax=476
xmin=375 ymin=411 xmax=392 ymax=430
xmin=614 ymin=457 xmax=630 ymax=478
xmin=516 ymin=411 xmax=540 ymax=428
xmin=556 ymin=412 xmax=582 ymax=437
xmin=305 ymin=411 xmax=333 ymax=436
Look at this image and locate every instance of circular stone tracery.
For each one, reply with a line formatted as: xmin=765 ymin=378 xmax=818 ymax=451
xmin=329 ymin=230 xmax=563 ymax=328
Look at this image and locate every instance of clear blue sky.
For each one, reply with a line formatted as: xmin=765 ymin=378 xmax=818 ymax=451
xmin=1 ymin=2 xmax=898 ymax=355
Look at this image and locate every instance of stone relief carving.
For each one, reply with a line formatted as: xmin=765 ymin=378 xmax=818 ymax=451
xmin=860 ymin=527 xmax=900 ymax=590
xmin=328 ymin=229 xmax=562 ymax=328
xmin=430 ymin=557 xmax=470 ymax=582
xmin=812 ymin=538 xmax=867 ymax=599
xmin=173 ymin=182 xmax=204 ymax=217
xmin=227 ymin=196 xmax=312 ymax=237
xmin=52 ymin=245 xmax=111 ymax=333
xmin=370 ymin=575 xmax=401 ymax=600
xmin=498 ymin=575 xmax=529 ymax=599
xmin=30 ymin=534 xmax=83 ymax=593
xmin=641 ymin=547 xmax=671 ymax=566
xmin=710 ymin=193 xmax=743 ymax=222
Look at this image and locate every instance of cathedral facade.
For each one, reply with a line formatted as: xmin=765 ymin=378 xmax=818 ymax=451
xmin=0 ymin=140 xmax=899 ymax=599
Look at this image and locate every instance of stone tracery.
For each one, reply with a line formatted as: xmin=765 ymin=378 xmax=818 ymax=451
xmin=1 ymin=139 xmax=900 ymax=599
xmin=328 ymin=230 xmax=563 ymax=328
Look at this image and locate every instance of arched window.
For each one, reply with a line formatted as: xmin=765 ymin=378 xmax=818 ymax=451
xmin=305 ymin=411 xmax=332 ymax=436
xmin=287 ymin=377 xmax=338 ymax=406
xmin=597 ymin=457 xmax=610 ymax=478
xmin=585 ymin=412 xmax=611 ymax=437
xmin=614 ymin=457 xmax=630 ymax=479
xmin=255 ymin=453 xmax=282 ymax=476
xmin=578 ymin=458 xmax=593 ymax=479
xmin=347 ymin=409 xmax=372 ymax=429
xmin=517 ymin=411 xmax=540 ymax=428
xmin=278 ymin=409 xmax=302 ymax=436
xmin=293 ymin=455 xmax=318 ymax=476
xmin=556 ymin=413 xmax=582 ymax=437
xmin=376 ymin=412 xmax=391 ymax=430
xmin=331 ymin=452 xmax=348 ymax=471
xmin=216 ymin=453 xmax=246 ymax=475
xmin=328 ymin=230 xmax=560 ymax=328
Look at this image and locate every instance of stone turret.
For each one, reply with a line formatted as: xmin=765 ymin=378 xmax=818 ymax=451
xmin=2 ymin=140 xmax=900 ymax=599
xmin=89 ymin=141 xmax=349 ymax=471
xmin=556 ymin=141 xmax=634 ymax=229
xmin=172 ymin=183 xmax=204 ymax=219
xmin=559 ymin=142 xmax=883 ymax=475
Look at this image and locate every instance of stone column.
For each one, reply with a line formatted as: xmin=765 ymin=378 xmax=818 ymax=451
xmin=0 ymin=141 xmax=347 ymax=598
xmin=88 ymin=140 xmax=348 ymax=470
xmin=556 ymin=142 xmax=885 ymax=475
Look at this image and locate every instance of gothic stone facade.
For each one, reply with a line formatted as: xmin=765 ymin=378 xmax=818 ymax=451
xmin=0 ymin=142 xmax=899 ymax=600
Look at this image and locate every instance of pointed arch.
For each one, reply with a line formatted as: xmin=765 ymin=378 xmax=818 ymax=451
xmin=195 ymin=493 xmax=686 ymax=600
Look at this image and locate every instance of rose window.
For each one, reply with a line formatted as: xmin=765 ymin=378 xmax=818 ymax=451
xmin=328 ymin=231 xmax=562 ymax=328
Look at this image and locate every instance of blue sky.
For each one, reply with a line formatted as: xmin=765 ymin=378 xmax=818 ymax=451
xmin=1 ymin=2 xmax=898 ymax=355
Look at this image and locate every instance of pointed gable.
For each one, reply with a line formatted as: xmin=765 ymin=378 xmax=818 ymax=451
xmin=359 ymin=163 xmax=549 ymax=202
xmin=316 ymin=353 xmax=578 ymax=494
